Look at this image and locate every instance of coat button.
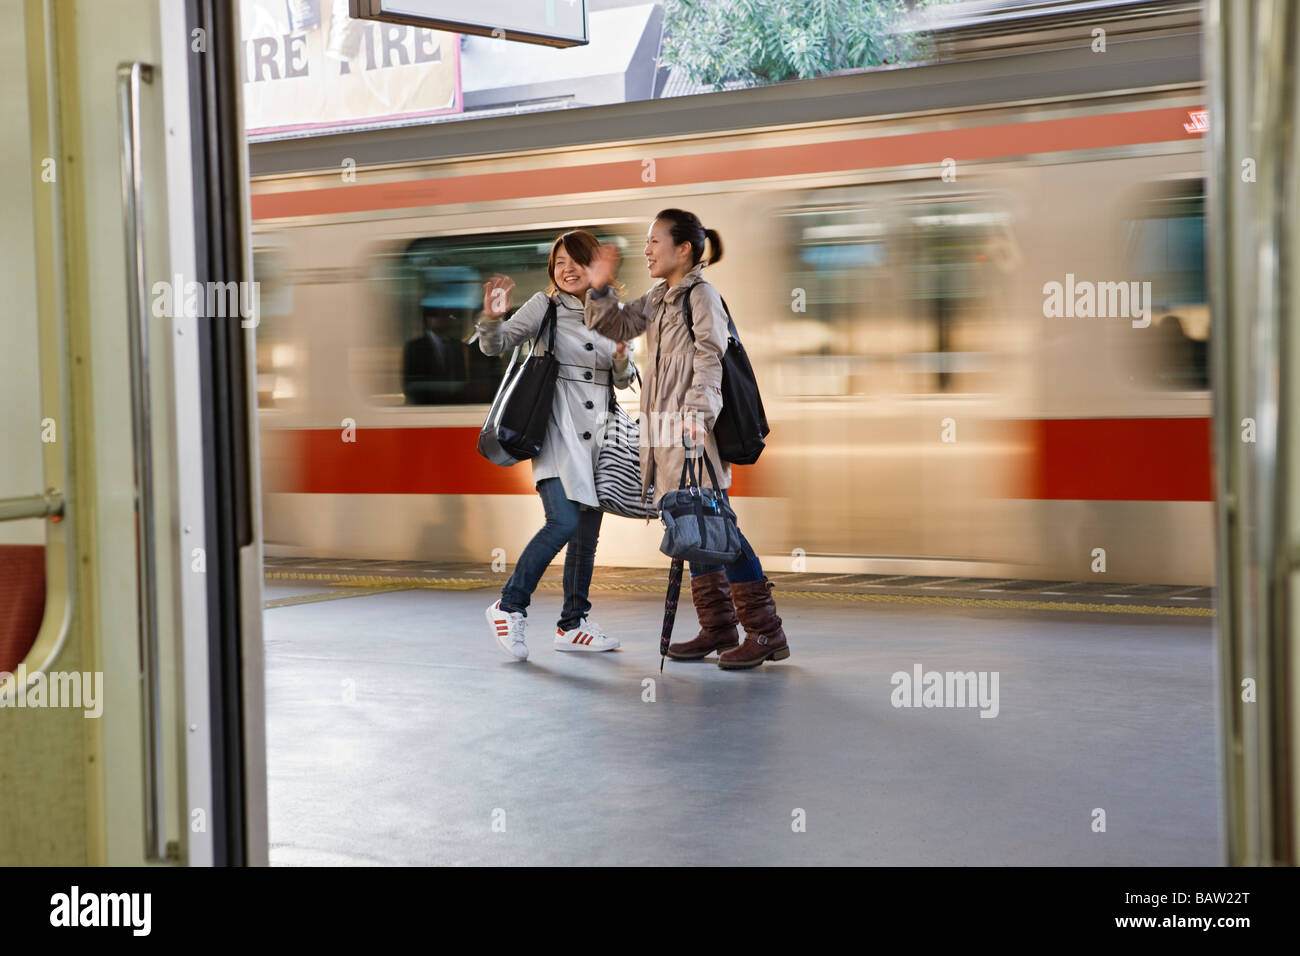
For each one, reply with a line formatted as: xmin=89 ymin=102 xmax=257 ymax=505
xmin=582 ymin=431 xmax=591 ymax=440
xmin=584 ymin=342 xmax=594 ymax=351
xmin=584 ymin=400 xmax=594 ymax=409
xmin=583 ymin=370 xmax=592 ymax=380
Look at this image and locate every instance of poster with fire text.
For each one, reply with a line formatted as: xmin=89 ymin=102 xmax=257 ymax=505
xmin=241 ymin=0 xmax=461 ymax=138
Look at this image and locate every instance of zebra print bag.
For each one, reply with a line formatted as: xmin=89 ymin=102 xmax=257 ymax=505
xmin=595 ymin=401 xmax=656 ymax=519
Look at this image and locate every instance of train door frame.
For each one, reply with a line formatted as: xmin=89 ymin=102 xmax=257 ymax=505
xmin=173 ymin=0 xmax=269 ymax=866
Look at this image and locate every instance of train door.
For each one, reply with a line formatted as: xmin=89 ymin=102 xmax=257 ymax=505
xmin=0 ymin=0 xmax=265 ymax=865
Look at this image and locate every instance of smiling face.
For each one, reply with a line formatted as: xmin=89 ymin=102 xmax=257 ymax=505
xmin=644 ymin=219 xmax=691 ymax=280
xmin=552 ymin=248 xmax=589 ymax=297
xmin=548 ymin=231 xmax=599 ymax=297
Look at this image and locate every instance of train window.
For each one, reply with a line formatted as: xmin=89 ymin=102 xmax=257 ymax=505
xmin=366 ymin=227 xmax=639 ymax=406
xmin=252 ymin=248 xmax=296 ymax=409
xmin=1124 ymin=180 xmax=1208 ymax=390
xmin=900 ymin=199 xmax=1006 ymax=393
xmin=778 ymin=198 xmax=892 ymax=396
xmin=779 ymin=194 xmax=1010 ymax=396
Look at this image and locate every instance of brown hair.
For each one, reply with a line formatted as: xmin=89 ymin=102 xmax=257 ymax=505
xmin=655 ymin=208 xmax=723 ymax=267
xmin=546 ymin=229 xmax=621 ymax=295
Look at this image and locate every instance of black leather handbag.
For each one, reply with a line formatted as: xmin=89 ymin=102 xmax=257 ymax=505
xmin=478 ymin=298 xmax=559 ymax=463
xmin=658 ymin=447 xmax=742 ymax=565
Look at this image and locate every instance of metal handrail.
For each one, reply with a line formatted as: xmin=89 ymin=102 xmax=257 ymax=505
xmin=0 ymin=0 xmax=78 ymax=714
xmin=117 ymin=60 xmax=165 ymax=863
xmin=0 ymin=491 xmax=64 ymax=522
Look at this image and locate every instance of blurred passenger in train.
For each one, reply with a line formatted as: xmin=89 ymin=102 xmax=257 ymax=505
xmin=478 ymin=230 xmax=636 ymax=660
xmin=402 ymin=308 xmax=465 ymax=404
xmin=1150 ymin=310 xmax=1209 ymax=390
xmin=583 ymin=209 xmax=790 ymax=671
xmin=403 ymin=266 xmax=497 ymax=404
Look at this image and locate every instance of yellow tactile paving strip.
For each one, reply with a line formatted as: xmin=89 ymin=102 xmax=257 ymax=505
xmin=263 ymin=582 xmax=418 ymax=608
xmin=263 ymin=570 xmax=1213 ymax=617
xmin=266 ymin=571 xmax=490 ymax=590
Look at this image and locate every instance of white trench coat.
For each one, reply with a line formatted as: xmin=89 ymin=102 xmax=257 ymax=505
xmin=476 ymin=290 xmax=636 ymax=508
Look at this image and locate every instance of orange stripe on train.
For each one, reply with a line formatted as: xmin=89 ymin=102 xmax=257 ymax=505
xmin=251 ymin=107 xmax=1205 ymax=221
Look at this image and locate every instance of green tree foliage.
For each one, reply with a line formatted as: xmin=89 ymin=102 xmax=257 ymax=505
xmin=661 ymin=0 xmax=951 ymax=90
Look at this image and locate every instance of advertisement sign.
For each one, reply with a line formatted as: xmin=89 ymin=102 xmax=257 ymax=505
xmin=242 ymin=0 xmax=461 ymax=138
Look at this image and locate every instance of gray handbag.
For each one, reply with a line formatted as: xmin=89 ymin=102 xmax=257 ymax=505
xmin=658 ymin=446 xmax=742 ymax=565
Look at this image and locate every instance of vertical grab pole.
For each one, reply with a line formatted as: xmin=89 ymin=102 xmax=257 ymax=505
xmin=1205 ymin=0 xmax=1252 ymax=867
xmin=1207 ymin=0 xmax=1300 ymax=865
xmin=117 ymin=60 xmax=166 ymax=862
xmin=1251 ymin=0 xmax=1299 ymax=865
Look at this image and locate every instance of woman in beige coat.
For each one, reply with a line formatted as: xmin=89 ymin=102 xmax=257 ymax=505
xmin=583 ymin=208 xmax=790 ymax=670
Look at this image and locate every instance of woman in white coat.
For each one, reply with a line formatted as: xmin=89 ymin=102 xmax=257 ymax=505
xmin=477 ymin=230 xmax=636 ymax=661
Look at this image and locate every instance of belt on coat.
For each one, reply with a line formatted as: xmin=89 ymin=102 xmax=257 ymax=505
xmin=557 ymin=366 xmax=613 ymax=386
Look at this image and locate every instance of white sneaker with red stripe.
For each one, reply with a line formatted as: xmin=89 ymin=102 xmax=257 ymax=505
xmin=554 ymin=618 xmax=619 ymax=652
xmin=485 ymin=600 xmax=528 ymax=661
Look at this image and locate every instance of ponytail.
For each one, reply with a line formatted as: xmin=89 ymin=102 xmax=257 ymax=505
xmin=703 ymin=228 xmax=724 ymax=266
xmin=655 ymin=207 xmax=723 ymax=267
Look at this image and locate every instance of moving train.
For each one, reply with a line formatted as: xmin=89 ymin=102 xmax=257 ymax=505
xmin=249 ymin=5 xmax=1211 ymax=585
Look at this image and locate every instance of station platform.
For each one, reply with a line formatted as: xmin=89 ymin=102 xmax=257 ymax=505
xmin=262 ymin=559 xmax=1219 ymax=865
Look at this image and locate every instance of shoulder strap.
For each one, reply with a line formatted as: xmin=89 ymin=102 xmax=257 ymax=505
xmin=680 ymin=281 xmax=739 ymax=343
xmin=680 ymin=281 xmax=704 ymax=339
xmin=532 ymin=297 xmax=559 ymax=351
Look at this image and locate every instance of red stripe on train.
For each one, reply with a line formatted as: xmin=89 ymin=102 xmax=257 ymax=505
xmin=250 ymin=106 xmax=1205 ymax=221
xmin=1025 ymin=417 xmax=1213 ymax=501
xmin=273 ymin=418 xmax=1212 ymax=501
xmin=276 ymin=426 xmax=762 ymax=496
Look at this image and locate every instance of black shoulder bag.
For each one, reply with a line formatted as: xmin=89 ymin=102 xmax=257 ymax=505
xmin=681 ymin=282 xmax=770 ymax=465
xmin=477 ymin=298 xmax=559 ymax=464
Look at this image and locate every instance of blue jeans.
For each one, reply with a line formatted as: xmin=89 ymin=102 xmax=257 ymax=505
xmin=688 ymin=490 xmax=765 ymax=583
xmin=499 ymin=477 xmax=603 ymax=630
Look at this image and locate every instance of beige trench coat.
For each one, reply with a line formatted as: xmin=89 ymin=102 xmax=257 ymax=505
xmin=584 ymin=262 xmax=730 ymax=509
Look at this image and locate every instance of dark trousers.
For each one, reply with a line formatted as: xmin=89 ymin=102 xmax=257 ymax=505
xmin=499 ymin=477 xmax=603 ymax=630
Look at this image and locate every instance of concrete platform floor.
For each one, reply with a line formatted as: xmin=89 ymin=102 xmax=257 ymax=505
xmin=263 ymin=586 xmax=1220 ymax=866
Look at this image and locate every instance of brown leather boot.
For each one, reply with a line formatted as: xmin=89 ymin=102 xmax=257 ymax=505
xmin=718 ymin=577 xmax=790 ymax=670
xmin=666 ymin=570 xmax=740 ymax=660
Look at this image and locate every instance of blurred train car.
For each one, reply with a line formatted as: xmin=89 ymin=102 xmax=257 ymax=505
xmin=248 ymin=4 xmax=1210 ymax=584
